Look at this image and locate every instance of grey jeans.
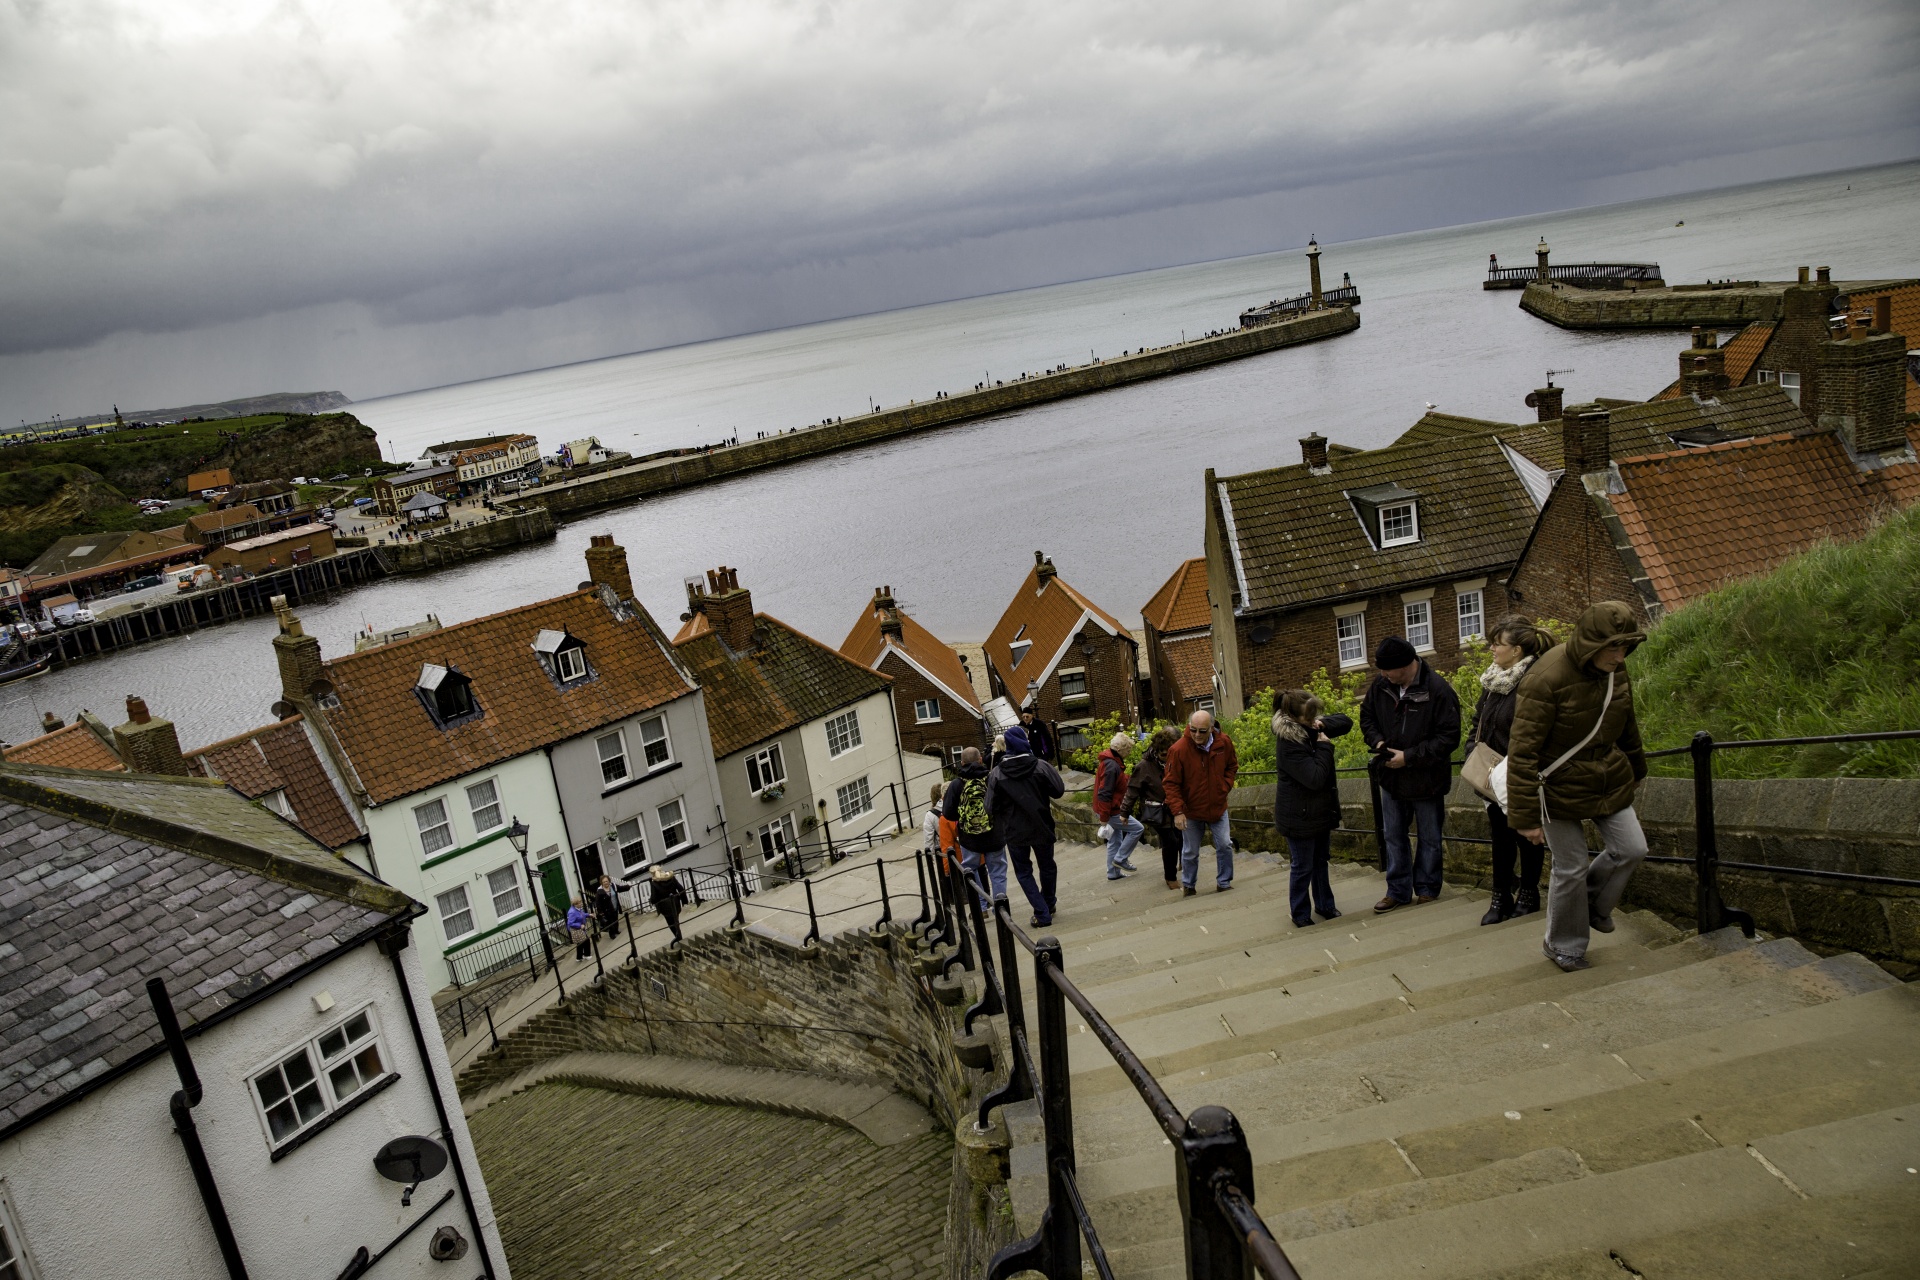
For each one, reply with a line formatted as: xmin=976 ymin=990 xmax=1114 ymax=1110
xmin=1542 ymin=806 xmax=1648 ymax=961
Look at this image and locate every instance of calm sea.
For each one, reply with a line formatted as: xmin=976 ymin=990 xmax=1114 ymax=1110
xmin=7 ymin=160 xmax=1915 ymax=747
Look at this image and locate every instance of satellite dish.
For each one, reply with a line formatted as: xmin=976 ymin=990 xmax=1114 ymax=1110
xmin=1249 ymin=625 xmax=1275 ymax=645
xmin=305 ymin=678 xmax=334 ymax=700
xmin=1524 ymin=392 xmax=1540 ymax=409
xmin=270 ymin=700 xmax=298 ymax=720
xmin=374 ymin=1135 xmax=448 ymax=1187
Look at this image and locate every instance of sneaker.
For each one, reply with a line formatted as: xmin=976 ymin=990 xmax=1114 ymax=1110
xmin=1480 ymin=893 xmax=1514 ymax=926
xmin=1292 ymin=917 xmax=1314 ymax=928
xmin=1542 ymin=940 xmax=1589 ymax=972
xmin=1107 ymin=872 xmax=1125 ymax=881
xmin=1117 ymin=860 xmax=1138 ymax=872
xmin=1589 ymin=912 xmax=1616 ymax=934
xmin=1513 ymin=886 xmax=1542 ymax=917
xmin=1183 ymin=886 xmax=1197 ymax=897
xmin=1373 ymin=896 xmax=1407 ymax=914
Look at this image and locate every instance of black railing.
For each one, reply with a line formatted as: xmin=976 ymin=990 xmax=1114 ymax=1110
xmin=1484 ymin=261 xmax=1662 ymax=287
xmin=941 ymin=856 xmax=1301 ymax=1280
xmin=1240 ymin=283 xmax=1360 ymax=325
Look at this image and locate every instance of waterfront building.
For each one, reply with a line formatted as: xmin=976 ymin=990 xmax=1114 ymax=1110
xmin=981 ymin=552 xmax=1140 ymax=756
xmin=374 ymin=465 xmax=459 ymax=516
xmin=675 ymin=566 xmax=925 ymax=873
xmin=1140 ymin=557 xmax=1216 ymax=722
xmin=420 ymin=434 xmax=543 ymax=494
xmin=184 ymin=502 xmax=269 ymax=548
xmin=268 ymin=537 xmax=723 ymax=992
xmin=206 ymin=521 xmax=337 ymax=575
xmin=0 ymin=762 xmax=508 ymax=1280
xmin=839 ymin=586 xmax=988 ymax=767
xmin=184 ymin=466 xmax=233 ymax=498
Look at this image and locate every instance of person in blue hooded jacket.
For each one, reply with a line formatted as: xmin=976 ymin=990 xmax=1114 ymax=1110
xmin=1272 ymin=690 xmax=1353 ymax=927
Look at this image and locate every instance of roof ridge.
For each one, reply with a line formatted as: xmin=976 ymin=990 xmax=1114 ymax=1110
xmin=187 ymin=714 xmax=304 ymax=757
xmin=1618 ymin=428 xmax=1810 ymax=469
xmin=326 ymin=586 xmax=602 ymax=667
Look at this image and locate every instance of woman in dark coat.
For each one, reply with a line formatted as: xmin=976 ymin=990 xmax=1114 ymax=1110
xmin=1464 ymin=616 xmax=1553 ymax=923
xmin=1121 ymin=726 xmax=1183 ymax=890
xmin=1272 ymin=690 xmax=1352 ymax=927
xmin=648 ymin=863 xmax=688 ymax=944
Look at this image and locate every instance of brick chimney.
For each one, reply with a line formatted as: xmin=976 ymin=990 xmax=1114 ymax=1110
xmin=689 ymin=566 xmax=757 ymax=652
xmin=1680 ymin=327 xmax=1728 ymax=398
xmin=872 ymin=587 xmax=903 ymax=640
xmin=1525 ymin=383 xmax=1564 ymax=423
xmin=113 ymin=695 xmax=189 ymax=776
xmin=584 ymin=533 xmax=633 ymax=600
xmin=1034 ymin=551 xmax=1057 ymax=587
xmin=40 ymin=711 xmax=63 ymax=733
xmin=271 ymin=595 xmax=323 ymax=709
xmin=1817 ymin=325 xmax=1907 ymax=455
xmin=1300 ymin=432 xmax=1330 ymax=472
xmin=1560 ymin=403 xmax=1612 ymax=476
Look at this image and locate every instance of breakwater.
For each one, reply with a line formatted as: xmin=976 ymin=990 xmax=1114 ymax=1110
xmin=511 ymin=305 xmax=1359 ymax=519
xmin=1519 ymin=277 xmax=1915 ymax=329
xmin=371 ymin=506 xmax=555 ymax=572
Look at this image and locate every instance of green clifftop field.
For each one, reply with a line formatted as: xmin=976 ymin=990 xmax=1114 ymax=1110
xmin=0 ymin=412 xmax=385 ymax=567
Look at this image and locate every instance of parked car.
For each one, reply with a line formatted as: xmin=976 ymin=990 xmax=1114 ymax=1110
xmin=317 ymin=507 xmax=336 ymax=523
xmin=352 ymin=496 xmax=375 ymax=508
xmin=329 ymin=473 xmax=350 ymax=482
xmin=122 ymin=574 xmax=165 ymax=593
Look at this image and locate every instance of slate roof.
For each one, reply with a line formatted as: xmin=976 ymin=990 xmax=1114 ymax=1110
xmin=23 ymin=530 xmax=191 ymax=578
xmin=982 ymin=559 xmax=1134 ymax=705
xmin=188 ymin=717 xmax=364 ymax=850
xmin=2 ymin=722 xmax=124 ymax=773
xmin=1143 ymin=558 xmax=1210 ymax=635
xmin=1605 ymin=424 xmax=1920 ymax=612
xmin=186 ymin=504 xmax=263 ymax=538
xmin=1159 ymin=633 xmax=1216 ymax=707
xmin=677 ymin=614 xmax=892 ymax=758
xmin=319 ymin=586 xmax=696 ymax=806
xmin=841 ymin=598 xmax=983 ymax=716
xmin=0 ymin=764 xmax=410 ymax=1139
xmin=1607 ymin=383 xmax=1807 ymax=447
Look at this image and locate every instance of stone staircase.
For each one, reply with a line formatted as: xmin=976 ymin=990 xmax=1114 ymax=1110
xmin=998 ymin=848 xmax=1920 ymax=1280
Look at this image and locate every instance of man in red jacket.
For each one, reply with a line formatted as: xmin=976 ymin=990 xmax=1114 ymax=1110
xmin=1163 ymin=710 xmax=1239 ymax=895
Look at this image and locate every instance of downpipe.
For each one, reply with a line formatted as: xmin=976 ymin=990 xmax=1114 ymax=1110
xmin=146 ymin=977 xmax=250 ymax=1280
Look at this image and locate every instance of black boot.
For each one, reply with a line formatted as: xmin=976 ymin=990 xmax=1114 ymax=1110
xmin=1512 ymin=885 xmax=1542 ymax=917
xmin=1480 ymin=892 xmax=1514 ymax=926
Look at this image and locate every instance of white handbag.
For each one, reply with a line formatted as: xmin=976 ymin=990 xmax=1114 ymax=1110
xmin=1494 ymin=672 xmax=1613 ymax=820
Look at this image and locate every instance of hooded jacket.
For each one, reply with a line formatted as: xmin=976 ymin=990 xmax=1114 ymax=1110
xmin=1092 ymin=748 xmax=1130 ymax=821
xmin=942 ymin=760 xmax=1003 ymax=853
xmin=648 ymin=869 xmax=686 ymax=914
xmin=1163 ymin=728 xmax=1238 ymax=822
xmin=1503 ymin=601 xmax=1648 ymax=830
xmin=1358 ymin=659 xmax=1461 ymax=801
xmin=988 ymin=751 xmax=1065 ymax=846
xmin=1271 ymin=712 xmax=1353 ymax=838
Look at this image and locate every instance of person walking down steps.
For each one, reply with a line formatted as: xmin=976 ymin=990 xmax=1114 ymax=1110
xmin=1093 ymin=733 xmax=1142 ymax=880
xmin=1272 ymin=690 xmax=1351 ymax=927
xmin=1462 ymin=616 xmax=1554 ymax=924
xmin=988 ymin=726 xmax=1066 ymax=927
xmin=1505 ymin=601 xmax=1651 ymax=973
xmin=648 ymin=863 xmax=688 ymax=946
xmin=1164 ymin=710 xmax=1238 ymax=896
xmin=944 ymin=747 xmax=1008 ymax=902
xmin=1123 ymin=726 xmax=1183 ymax=890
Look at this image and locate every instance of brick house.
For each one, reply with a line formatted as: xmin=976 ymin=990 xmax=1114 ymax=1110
xmin=1140 ymin=557 xmax=1215 ymax=721
xmin=840 ymin=586 xmax=988 ymax=766
xmin=982 ymin=552 xmax=1139 ymax=756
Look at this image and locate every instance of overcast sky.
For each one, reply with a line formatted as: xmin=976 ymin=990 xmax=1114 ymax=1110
xmin=3 ymin=0 xmax=1916 ymax=424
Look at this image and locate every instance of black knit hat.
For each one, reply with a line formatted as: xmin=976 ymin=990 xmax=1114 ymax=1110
xmin=1373 ymin=636 xmax=1418 ymax=669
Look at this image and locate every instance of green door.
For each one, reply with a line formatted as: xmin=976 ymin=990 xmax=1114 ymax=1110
xmin=539 ymin=858 xmax=570 ymax=916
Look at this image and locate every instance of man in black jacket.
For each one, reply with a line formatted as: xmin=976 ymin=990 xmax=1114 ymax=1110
xmin=1359 ymin=636 xmax=1461 ymax=912
xmin=989 ymin=725 xmax=1066 ymax=927
xmin=942 ymin=747 xmax=1007 ymax=901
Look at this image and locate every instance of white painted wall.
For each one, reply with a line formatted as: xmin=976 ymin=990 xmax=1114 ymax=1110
xmin=0 ymin=936 xmax=509 ymax=1280
xmin=798 ymin=689 xmax=910 ymax=848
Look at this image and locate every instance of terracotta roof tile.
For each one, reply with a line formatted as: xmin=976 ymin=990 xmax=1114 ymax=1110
xmin=188 ymin=716 xmax=364 ymax=849
xmin=186 ymin=503 xmax=262 ymax=535
xmin=678 ymin=614 xmax=892 ymax=758
xmin=841 ymin=598 xmax=982 ymax=715
xmin=1159 ymin=633 xmax=1216 ymax=706
xmin=320 ymin=587 xmax=695 ymax=805
xmin=1143 ymin=558 xmax=1210 ymax=634
xmin=2 ymin=723 xmax=124 ymax=772
xmin=1721 ymin=322 xmax=1777 ymax=387
xmin=1609 ymin=426 xmax=1920 ymax=611
xmin=983 ymin=560 xmax=1132 ymax=704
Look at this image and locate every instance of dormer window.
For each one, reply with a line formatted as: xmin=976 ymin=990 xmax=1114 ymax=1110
xmin=1347 ymin=482 xmax=1422 ymax=550
xmin=532 ymin=629 xmax=590 ymax=684
xmin=416 ymin=663 xmax=479 ymax=727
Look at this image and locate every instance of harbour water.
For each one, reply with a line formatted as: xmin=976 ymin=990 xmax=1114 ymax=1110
xmin=6 ymin=160 xmax=1914 ymax=748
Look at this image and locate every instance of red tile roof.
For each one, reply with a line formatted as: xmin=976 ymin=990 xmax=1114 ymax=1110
xmin=319 ymin=587 xmax=695 ymax=805
xmin=841 ymin=596 xmax=982 ymax=715
xmin=678 ymin=613 xmax=892 ymax=758
xmin=187 ymin=716 xmax=364 ymax=849
xmin=983 ymin=557 xmax=1133 ymax=705
xmin=1607 ymin=425 xmax=1920 ymax=612
xmin=1158 ymin=633 xmax=1216 ymax=707
xmin=1143 ymin=558 xmax=1210 ymax=635
xmin=2 ymin=723 xmax=124 ymax=772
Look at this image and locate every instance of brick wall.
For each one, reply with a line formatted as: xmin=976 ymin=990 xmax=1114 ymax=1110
xmin=1816 ymin=331 xmax=1907 ymax=453
xmin=882 ymin=651 xmax=987 ymax=763
xmin=1143 ymin=624 xmax=1208 ymax=720
xmin=1023 ymin=627 xmax=1137 ymax=741
xmin=1746 ymin=282 xmax=1839 ymax=423
xmin=1508 ymin=480 xmax=1650 ymax=627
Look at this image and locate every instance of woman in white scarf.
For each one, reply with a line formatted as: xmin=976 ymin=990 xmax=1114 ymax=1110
xmin=1464 ymin=617 xmax=1553 ymax=923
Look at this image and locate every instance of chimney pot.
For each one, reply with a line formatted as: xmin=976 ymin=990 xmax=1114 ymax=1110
xmin=1816 ymin=266 xmax=1831 ymax=284
xmin=1798 ymin=266 xmax=1810 ymax=284
xmin=126 ymin=695 xmax=150 ymax=724
xmin=1875 ymin=295 xmax=1892 ymax=334
xmin=1034 ymin=552 xmax=1057 ymax=584
xmin=41 ymin=711 xmax=63 ymax=732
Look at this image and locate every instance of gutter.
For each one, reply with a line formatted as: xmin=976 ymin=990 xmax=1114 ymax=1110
xmin=147 ymin=978 xmax=250 ymax=1280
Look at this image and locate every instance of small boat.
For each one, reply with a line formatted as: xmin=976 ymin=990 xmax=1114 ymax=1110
xmin=1675 ymin=220 xmax=1685 ymax=226
xmin=0 ymin=653 xmax=50 ymax=685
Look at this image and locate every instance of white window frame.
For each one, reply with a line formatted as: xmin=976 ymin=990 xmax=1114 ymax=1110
xmin=555 ymin=645 xmax=588 ymax=682
xmin=1404 ymin=600 xmax=1433 ymax=653
xmin=486 ymin=863 xmax=525 ymax=919
xmin=1457 ymin=589 xmax=1485 ymax=643
xmin=746 ymin=743 xmax=786 ymax=791
xmin=949 ymin=745 xmax=966 ymax=765
xmin=835 ymin=776 xmax=874 ymax=824
xmin=1336 ymin=611 xmax=1368 ymax=669
xmin=1009 ymin=640 xmax=1032 ymax=668
xmin=758 ymin=813 xmax=796 ymax=863
xmin=465 ymin=778 xmax=504 ymax=835
xmin=1058 ymin=669 xmax=1089 ymax=699
xmin=247 ymin=1005 xmax=394 ymax=1152
xmin=637 ymin=715 xmax=672 ymax=768
xmin=435 ymin=884 xmax=476 ymax=940
xmin=1777 ymin=370 xmax=1801 ymax=405
xmin=414 ymin=797 xmax=454 ymax=857
xmin=614 ymin=817 xmax=649 ymax=872
xmin=1379 ymin=502 xmax=1419 ymax=547
xmin=0 ymin=1181 xmax=40 ymax=1280
xmin=597 ymin=730 xmax=630 ymax=787
xmin=913 ymin=697 xmax=941 ymax=724
xmin=657 ymin=798 xmax=691 ymax=852
xmin=824 ymin=709 xmax=862 ymax=758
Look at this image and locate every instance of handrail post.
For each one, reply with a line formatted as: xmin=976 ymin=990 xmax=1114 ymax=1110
xmin=962 ymin=875 xmax=1003 ymax=1033
xmin=1691 ymin=730 xmax=1756 ymax=938
xmin=626 ymin=900 xmax=639 ymax=965
xmin=803 ymin=878 xmax=820 ymax=946
xmin=874 ymin=856 xmax=893 ymax=929
xmin=941 ymin=858 xmax=974 ymax=974
xmin=1033 ymin=940 xmax=1082 ymax=1278
xmin=728 ymin=859 xmax=746 ymax=927
xmin=975 ymin=899 xmax=1034 ymax=1130
xmin=590 ymin=925 xmax=605 ymax=981
xmin=1178 ymin=1105 xmax=1258 ymax=1280
xmin=912 ymin=850 xmax=933 ymax=931
xmin=889 ymin=780 xmax=902 ymax=834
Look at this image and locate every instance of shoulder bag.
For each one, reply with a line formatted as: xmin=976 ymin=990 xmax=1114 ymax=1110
xmin=1488 ymin=672 xmax=1613 ymax=817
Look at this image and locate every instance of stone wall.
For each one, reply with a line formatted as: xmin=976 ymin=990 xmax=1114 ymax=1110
xmin=457 ymin=919 xmax=1017 ymax=1278
xmin=1520 ymin=282 xmax=1792 ymax=329
xmin=377 ymin=506 xmax=556 ymax=573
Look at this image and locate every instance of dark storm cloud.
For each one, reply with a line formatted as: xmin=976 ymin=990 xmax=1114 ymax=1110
xmin=2 ymin=0 xmax=1916 ymax=413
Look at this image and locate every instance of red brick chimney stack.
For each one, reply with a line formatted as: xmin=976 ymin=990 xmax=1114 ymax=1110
xmin=1526 ymin=383 xmax=1564 ymax=423
xmin=1680 ymin=328 xmax=1728 ymax=398
xmin=691 ymin=566 xmax=757 ymax=652
xmin=1300 ymin=433 xmax=1330 ymax=472
xmin=113 ymin=694 xmax=189 ymax=776
xmin=584 ymin=533 xmax=634 ymax=600
xmin=1561 ymin=403 xmax=1612 ymax=477
xmin=874 ymin=586 xmax=903 ymax=640
xmin=1034 ymin=551 xmax=1057 ymax=587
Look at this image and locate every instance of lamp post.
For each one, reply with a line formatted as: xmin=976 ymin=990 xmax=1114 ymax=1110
xmin=508 ymin=817 xmax=556 ymax=972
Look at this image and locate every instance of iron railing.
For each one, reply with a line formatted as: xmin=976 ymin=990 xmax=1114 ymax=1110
xmin=1483 ymin=260 xmax=1662 ymax=288
xmin=1239 ymin=283 xmax=1360 ymax=326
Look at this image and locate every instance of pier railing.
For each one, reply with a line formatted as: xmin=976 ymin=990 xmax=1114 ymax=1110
xmin=1240 ymin=283 xmax=1359 ymax=325
xmin=1484 ymin=261 xmax=1663 ymax=289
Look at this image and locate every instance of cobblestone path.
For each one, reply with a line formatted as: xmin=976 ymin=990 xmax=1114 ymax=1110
xmin=470 ymin=1082 xmax=950 ymax=1280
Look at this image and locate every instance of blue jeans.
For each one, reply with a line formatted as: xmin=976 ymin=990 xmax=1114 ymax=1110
xmin=962 ymin=845 xmax=1008 ymax=901
xmin=1179 ymin=815 xmax=1234 ymax=889
xmin=1379 ymin=791 xmax=1445 ymax=901
xmin=1287 ymin=832 xmax=1336 ymax=922
xmin=1105 ymin=816 xmax=1143 ymax=876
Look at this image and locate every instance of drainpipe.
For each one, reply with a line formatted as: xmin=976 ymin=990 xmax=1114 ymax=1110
xmin=379 ymin=925 xmax=498 ymax=1279
xmin=145 ymin=978 xmax=249 ymax=1280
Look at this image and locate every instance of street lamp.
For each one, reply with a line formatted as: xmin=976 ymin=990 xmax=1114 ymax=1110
xmin=507 ymin=817 xmax=556 ymax=972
